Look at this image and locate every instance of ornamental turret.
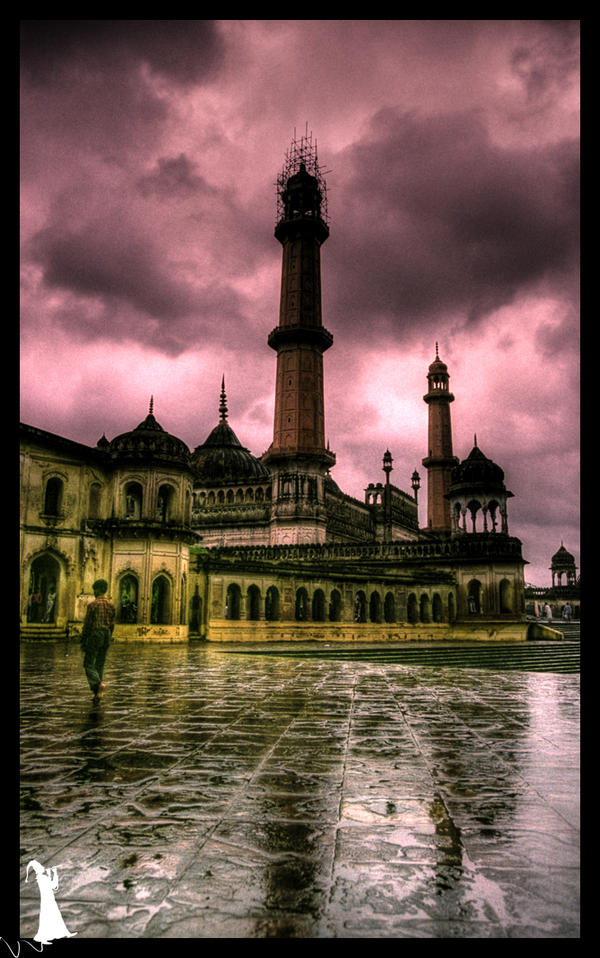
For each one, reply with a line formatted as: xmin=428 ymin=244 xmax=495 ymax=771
xmin=422 ymin=344 xmax=459 ymax=531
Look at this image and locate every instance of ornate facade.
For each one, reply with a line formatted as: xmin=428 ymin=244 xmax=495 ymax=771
xmin=20 ymin=133 xmax=535 ymax=643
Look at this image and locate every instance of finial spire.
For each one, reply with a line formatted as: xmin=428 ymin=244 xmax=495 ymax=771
xmin=149 ymin=395 xmax=154 ymax=416
xmin=435 ymin=341 xmax=439 ymax=360
xmin=474 ymin=433 xmax=478 ymax=447
xmin=219 ymin=376 xmax=228 ymax=422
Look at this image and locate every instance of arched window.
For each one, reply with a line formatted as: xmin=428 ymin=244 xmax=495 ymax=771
xmin=369 ymin=591 xmax=382 ymax=623
xmin=218 ymin=490 xmax=225 ymax=504
xmin=180 ymin=574 xmax=187 ymax=624
xmin=247 ymin=585 xmax=261 ymax=621
xmin=265 ymin=586 xmax=280 ymax=621
xmin=125 ymin=482 xmax=143 ymax=519
xmin=329 ymin=589 xmax=342 ymax=622
xmin=354 ymin=591 xmax=367 ymax=623
xmin=27 ymin=553 xmax=60 ymax=623
xmin=226 ymin=489 xmax=234 ymax=504
xmin=236 ymin=489 xmax=244 ymax=503
xmin=312 ymin=589 xmax=326 ymax=622
xmin=420 ymin=594 xmax=431 ymax=623
xmin=384 ymin=592 xmax=396 ymax=623
xmin=467 ymin=579 xmax=482 ymax=614
xmin=151 ymin=575 xmax=171 ymax=624
xmin=225 ymin=583 xmax=241 ymax=620
xmin=118 ymin=574 xmax=138 ymax=623
xmin=157 ymin=484 xmax=174 ymax=522
xmin=88 ymin=482 xmax=102 ymax=519
xmin=295 ymin=587 xmax=308 ymax=621
xmin=407 ymin=593 xmax=418 ymax=624
xmin=432 ymin=593 xmax=443 ymax=623
xmin=43 ymin=477 xmax=63 ymax=516
xmin=256 ymin=487 xmax=264 ymax=502
xmin=499 ymin=578 xmax=513 ymax=613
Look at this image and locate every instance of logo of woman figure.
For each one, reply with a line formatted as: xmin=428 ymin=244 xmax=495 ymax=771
xmin=25 ymin=861 xmax=76 ymax=945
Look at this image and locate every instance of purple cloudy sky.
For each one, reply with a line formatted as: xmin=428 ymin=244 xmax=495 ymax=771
xmin=20 ymin=20 xmax=580 ymax=585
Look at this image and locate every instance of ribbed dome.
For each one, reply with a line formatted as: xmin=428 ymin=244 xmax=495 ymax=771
xmin=450 ymin=443 xmax=505 ymax=490
xmin=191 ymin=380 xmax=270 ymax=484
xmin=108 ymin=400 xmax=190 ymax=467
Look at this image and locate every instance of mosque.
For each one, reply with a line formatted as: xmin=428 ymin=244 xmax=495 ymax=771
xmin=20 ymin=134 xmax=539 ymax=643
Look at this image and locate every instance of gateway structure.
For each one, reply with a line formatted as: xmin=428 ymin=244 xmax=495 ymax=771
xmin=20 ymin=133 xmax=531 ymax=643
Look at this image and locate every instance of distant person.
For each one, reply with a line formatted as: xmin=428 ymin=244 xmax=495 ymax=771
xmin=544 ymin=602 xmax=552 ymax=622
xmin=80 ymin=579 xmax=115 ymax=704
xmin=563 ymin=603 xmax=572 ymax=622
xmin=44 ymin=585 xmax=57 ymax=622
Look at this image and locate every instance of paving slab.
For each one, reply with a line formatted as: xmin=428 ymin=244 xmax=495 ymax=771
xmin=19 ymin=641 xmax=580 ymax=938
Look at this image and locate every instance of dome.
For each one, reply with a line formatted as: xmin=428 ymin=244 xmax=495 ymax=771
xmin=191 ymin=380 xmax=270 ymax=484
xmin=428 ymin=342 xmax=448 ymax=373
xmin=108 ymin=400 xmax=190 ymax=468
xmin=551 ymin=544 xmax=576 ymax=567
xmin=450 ymin=441 xmax=506 ymax=491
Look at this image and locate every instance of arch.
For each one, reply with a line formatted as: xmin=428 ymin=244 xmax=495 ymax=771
xmin=419 ymin=593 xmax=431 ymax=623
xmin=117 ymin=573 xmax=138 ymax=624
xmin=207 ymin=491 xmax=215 ymax=506
xmin=369 ymin=591 xmax=382 ymax=623
xmin=407 ymin=593 xmax=418 ymax=624
xmin=225 ymin=583 xmax=242 ymax=620
xmin=180 ymin=573 xmax=187 ymax=625
xmin=189 ymin=585 xmax=202 ymax=633
xmin=295 ymin=587 xmax=308 ymax=621
xmin=265 ymin=586 xmax=280 ymax=621
xmin=354 ymin=590 xmax=367 ymax=623
xmin=247 ymin=584 xmax=261 ymax=621
xmin=255 ymin=487 xmax=264 ymax=502
xmin=88 ymin=482 xmax=102 ymax=518
xmin=43 ymin=476 xmax=63 ymax=516
xmin=432 ymin=593 xmax=443 ymax=623
xmin=312 ymin=588 xmax=326 ymax=622
xmin=219 ymin=490 xmax=226 ymax=504
xmin=151 ymin=574 xmax=171 ymax=625
xmin=499 ymin=578 xmax=514 ymax=614
xmin=448 ymin=592 xmax=456 ymax=623
xmin=245 ymin=488 xmax=254 ymax=502
xmin=125 ymin=481 xmax=143 ymax=519
xmin=329 ymin=589 xmax=342 ymax=622
xmin=384 ymin=592 xmax=396 ymax=623
xmin=157 ymin=483 xmax=175 ymax=522
xmin=26 ymin=553 xmax=60 ymax=623
xmin=467 ymin=579 xmax=482 ymax=614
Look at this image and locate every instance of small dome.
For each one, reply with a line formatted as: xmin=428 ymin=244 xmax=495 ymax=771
xmin=551 ymin=544 xmax=576 ymax=567
xmin=428 ymin=342 xmax=448 ymax=373
xmin=450 ymin=443 xmax=505 ymax=490
xmin=108 ymin=400 xmax=190 ymax=468
xmin=191 ymin=380 xmax=270 ymax=484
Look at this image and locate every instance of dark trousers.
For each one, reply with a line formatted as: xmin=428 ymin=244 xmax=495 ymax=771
xmin=82 ymin=628 xmax=111 ymax=694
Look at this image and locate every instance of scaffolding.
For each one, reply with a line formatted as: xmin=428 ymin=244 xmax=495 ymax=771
xmin=276 ymin=125 xmax=330 ymax=225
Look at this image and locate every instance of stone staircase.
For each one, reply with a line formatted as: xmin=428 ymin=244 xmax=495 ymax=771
xmin=20 ymin=624 xmax=68 ymax=641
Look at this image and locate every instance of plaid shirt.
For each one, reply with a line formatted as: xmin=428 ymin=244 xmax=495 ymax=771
xmin=82 ymin=594 xmax=115 ymax=637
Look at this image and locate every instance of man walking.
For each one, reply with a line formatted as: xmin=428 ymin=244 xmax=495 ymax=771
xmin=81 ymin=579 xmax=115 ymax=704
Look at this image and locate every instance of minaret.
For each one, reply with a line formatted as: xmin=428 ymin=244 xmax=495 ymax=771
xmin=264 ymin=130 xmax=335 ymax=545
xmin=422 ymin=344 xmax=459 ymax=532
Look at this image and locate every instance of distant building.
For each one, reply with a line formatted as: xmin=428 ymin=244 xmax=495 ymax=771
xmin=21 ymin=133 xmax=533 ymax=642
xmin=525 ymin=544 xmax=580 ymax=620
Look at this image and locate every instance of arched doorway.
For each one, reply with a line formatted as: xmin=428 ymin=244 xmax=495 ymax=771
xmin=225 ymin=583 xmax=242 ymax=620
xmin=432 ymin=593 xmax=443 ymax=623
xmin=384 ymin=592 xmax=396 ymax=623
xmin=151 ymin=575 xmax=171 ymax=624
xmin=118 ymin=574 xmax=138 ymax=623
xmin=295 ymin=588 xmax=308 ymax=621
xmin=407 ymin=593 xmax=418 ymax=624
xmin=312 ymin=589 xmax=326 ymax=621
xmin=189 ymin=586 xmax=202 ymax=632
xmin=467 ymin=579 xmax=482 ymax=614
xmin=354 ymin=591 xmax=367 ymax=623
xmin=369 ymin=591 xmax=382 ymax=623
xmin=247 ymin=585 xmax=261 ymax=621
xmin=265 ymin=586 xmax=280 ymax=621
xmin=329 ymin=589 xmax=342 ymax=622
xmin=27 ymin=553 xmax=60 ymax=623
xmin=420 ymin=593 xmax=431 ymax=623
xmin=499 ymin=578 xmax=514 ymax=613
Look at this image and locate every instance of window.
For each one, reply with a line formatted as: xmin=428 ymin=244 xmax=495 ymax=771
xmin=88 ymin=482 xmax=102 ymax=518
xmin=118 ymin=574 xmax=138 ymax=624
xmin=125 ymin=482 xmax=143 ymax=519
xmin=43 ymin=477 xmax=63 ymax=516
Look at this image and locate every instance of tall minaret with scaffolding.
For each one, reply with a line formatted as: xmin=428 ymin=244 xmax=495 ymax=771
xmin=264 ymin=129 xmax=336 ymax=544
xmin=422 ymin=344 xmax=459 ymax=532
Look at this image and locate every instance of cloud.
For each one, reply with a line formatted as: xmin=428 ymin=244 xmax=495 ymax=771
xmin=326 ymin=108 xmax=579 ymax=340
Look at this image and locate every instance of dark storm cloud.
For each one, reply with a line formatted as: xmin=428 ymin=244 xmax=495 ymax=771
xmin=20 ymin=20 xmax=225 ymax=86
xmin=29 ymin=220 xmax=197 ymax=319
xmin=327 ymin=108 xmax=579 ymax=337
xmin=136 ymin=154 xmax=211 ymax=199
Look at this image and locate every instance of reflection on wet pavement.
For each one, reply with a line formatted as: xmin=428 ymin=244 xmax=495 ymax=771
xmin=20 ymin=643 xmax=579 ymax=938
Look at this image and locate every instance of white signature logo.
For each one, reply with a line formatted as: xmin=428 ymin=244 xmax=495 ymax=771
xmin=3 ymin=859 xmax=78 ymax=952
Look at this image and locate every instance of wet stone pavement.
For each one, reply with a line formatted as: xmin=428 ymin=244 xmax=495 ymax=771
xmin=20 ymin=641 xmax=580 ymax=939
